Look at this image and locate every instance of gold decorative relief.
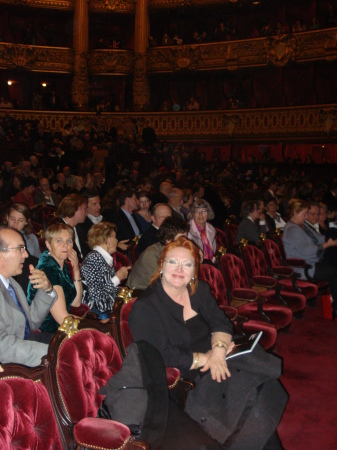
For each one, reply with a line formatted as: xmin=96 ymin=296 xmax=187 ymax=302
xmin=0 ymin=43 xmax=73 ymax=72
xmin=133 ymin=53 xmax=150 ymax=111
xmin=72 ymin=51 xmax=89 ymax=110
xmin=319 ymin=109 xmax=337 ymax=136
xmin=89 ymin=0 xmax=135 ymax=12
xmin=266 ymin=35 xmax=298 ymax=66
xmin=88 ymin=50 xmax=134 ymax=75
xmin=0 ymin=0 xmax=73 ymax=9
xmin=148 ymin=28 xmax=337 ymax=73
xmin=59 ymin=316 xmax=80 ymax=338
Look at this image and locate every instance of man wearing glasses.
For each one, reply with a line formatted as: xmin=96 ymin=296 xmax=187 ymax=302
xmin=0 ymin=227 xmax=58 ymax=367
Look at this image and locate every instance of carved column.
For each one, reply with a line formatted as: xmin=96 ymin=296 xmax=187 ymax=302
xmin=133 ymin=0 xmax=150 ymax=111
xmin=72 ymin=0 xmax=89 ymax=110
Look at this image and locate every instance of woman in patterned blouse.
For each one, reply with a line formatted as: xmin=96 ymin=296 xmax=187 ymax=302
xmin=80 ymin=222 xmax=131 ymax=318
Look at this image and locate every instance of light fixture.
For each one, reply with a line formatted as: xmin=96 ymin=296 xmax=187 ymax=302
xmin=7 ymin=80 xmax=12 ymax=85
xmin=42 ymin=83 xmax=47 ymax=87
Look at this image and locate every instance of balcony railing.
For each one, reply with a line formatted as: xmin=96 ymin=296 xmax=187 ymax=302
xmin=147 ymin=28 xmax=337 ymax=73
xmin=88 ymin=49 xmax=134 ymax=75
xmin=0 ymin=43 xmax=73 ymax=73
xmin=3 ymin=104 xmax=337 ymax=143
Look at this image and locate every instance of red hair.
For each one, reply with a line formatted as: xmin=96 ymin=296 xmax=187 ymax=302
xmin=150 ymin=236 xmax=200 ymax=295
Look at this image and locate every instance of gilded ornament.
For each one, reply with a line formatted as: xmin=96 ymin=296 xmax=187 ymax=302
xmin=118 ymin=287 xmax=134 ymax=304
xmin=266 ymin=35 xmax=298 ymax=67
xmin=59 ymin=316 xmax=80 ymax=338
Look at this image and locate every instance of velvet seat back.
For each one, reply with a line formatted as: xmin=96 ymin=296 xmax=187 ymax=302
xmin=120 ymin=298 xmax=137 ymax=351
xmin=225 ymin=223 xmax=238 ymax=247
xmin=0 ymin=378 xmax=63 ymax=449
xmin=199 ymin=264 xmax=229 ymax=307
xmin=221 ymin=254 xmax=250 ymax=291
xmin=114 ymin=251 xmax=131 ymax=271
xmin=242 ymin=245 xmax=269 ymax=278
xmin=263 ymin=239 xmax=283 ymax=268
xmin=215 ymin=227 xmax=229 ymax=250
xmin=56 ymin=329 xmax=122 ymax=424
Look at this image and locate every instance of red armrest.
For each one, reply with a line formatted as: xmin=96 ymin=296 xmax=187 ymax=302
xmin=74 ymin=418 xmax=134 ymax=449
xmin=272 ymin=266 xmax=294 ymax=277
xmin=70 ymin=304 xmax=90 ymax=317
xmin=165 ymin=367 xmax=180 ymax=389
xmin=232 ymin=288 xmax=258 ymax=302
xmin=252 ymin=275 xmax=277 ymax=288
xmin=285 ymin=258 xmax=307 ymax=268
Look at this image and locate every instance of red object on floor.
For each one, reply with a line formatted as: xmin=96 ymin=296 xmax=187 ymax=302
xmin=275 ymin=296 xmax=337 ymax=449
xmin=322 ymin=294 xmax=333 ymax=319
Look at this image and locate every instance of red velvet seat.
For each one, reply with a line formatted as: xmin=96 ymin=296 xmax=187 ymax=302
xmin=114 ymin=251 xmax=132 ymax=286
xmin=0 ymin=376 xmax=63 ymax=449
xmin=242 ymin=245 xmax=307 ymax=313
xmin=215 ymin=227 xmax=229 ymax=250
xmin=114 ymin=297 xmax=187 ymax=392
xmin=263 ymin=239 xmax=318 ymax=301
xmin=220 ymin=253 xmax=293 ymax=331
xmin=49 ymin=320 xmax=150 ymax=449
xmin=33 ymin=204 xmax=57 ymax=229
xmin=225 ymin=223 xmax=238 ymax=248
xmin=199 ymin=264 xmax=277 ymax=350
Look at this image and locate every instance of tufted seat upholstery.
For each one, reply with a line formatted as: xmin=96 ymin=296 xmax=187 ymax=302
xmin=199 ymin=264 xmax=277 ymax=350
xmin=57 ymin=329 xmax=122 ymax=424
xmin=54 ymin=328 xmax=150 ymax=449
xmin=215 ymin=227 xmax=229 ymax=250
xmin=263 ymin=238 xmax=319 ymax=300
xmin=242 ymin=245 xmax=307 ymax=313
xmin=0 ymin=378 xmax=63 ymax=449
xmin=114 ymin=251 xmax=131 ymax=272
xmin=221 ymin=253 xmax=293 ymax=331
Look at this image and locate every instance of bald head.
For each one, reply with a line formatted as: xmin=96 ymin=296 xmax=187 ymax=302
xmin=151 ymin=204 xmax=172 ymax=228
xmin=159 ymin=182 xmax=173 ymax=198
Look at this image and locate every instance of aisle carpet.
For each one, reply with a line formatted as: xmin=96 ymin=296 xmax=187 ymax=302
xmin=275 ymin=297 xmax=337 ymax=449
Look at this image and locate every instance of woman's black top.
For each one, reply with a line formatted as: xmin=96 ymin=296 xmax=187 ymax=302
xmin=128 ymin=279 xmax=233 ymax=376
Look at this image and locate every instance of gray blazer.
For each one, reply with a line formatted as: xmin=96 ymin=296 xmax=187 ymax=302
xmin=0 ymin=278 xmax=57 ymax=366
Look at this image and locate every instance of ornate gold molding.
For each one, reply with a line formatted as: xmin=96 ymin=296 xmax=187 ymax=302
xmin=3 ymin=105 xmax=337 ymax=142
xmin=149 ymin=0 xmax=231 ymax=9
xmin=59 ymin=316 xmax=80 ymax=338
xmin=89 ymin=0 xmax=135 ymax=13
xmin=147 ymin=28 xmax=337 ymax=73
xmin=0 ymin=0 xmax=73 ymax=10
xmin=88 ymin=50 xmax=134 ymax=75
xmin=0 ymin=43 xmax=73 ymax=72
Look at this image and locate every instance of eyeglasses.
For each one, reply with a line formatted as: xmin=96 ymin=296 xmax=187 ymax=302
xmin=0 ymin=245 xmax=26 ymax=254
xmin=195 ymin=209 xmax=208 ymax=214
xmin=164 ymin=259 xmax=195 ymax=270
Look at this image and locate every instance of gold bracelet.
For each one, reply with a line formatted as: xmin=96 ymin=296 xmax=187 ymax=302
xmin=212 ymin=340 xmax=228 ymax=350
xmin=74 ymin=278 xmax=82 ymax=282
xmin=194 ymin=352 xmax=200 ymax=370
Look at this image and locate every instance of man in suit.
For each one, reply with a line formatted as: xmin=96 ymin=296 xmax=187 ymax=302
xmin=78 ymin=189 xmax=103 ymax=236
xmin=0 ymin=227 xmax=58 ymax=366
xmin=34 ymin=178 xmax=60 ymax=207
xmin=235 ymin=199 xmax=267 ymax=245
xmin=168 ymin=188 xmax=185 ymax=221
xmin=57 ymin=194 xmax=89 ymax=261
xmin=136 ymin=203 xmax=172 ymax=256
xmin=114 ymin=189 xmax=141 ymax=242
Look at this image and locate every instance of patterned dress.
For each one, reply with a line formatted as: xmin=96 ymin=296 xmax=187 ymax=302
xmin=80 ymin=250 xmax=119 ymax=313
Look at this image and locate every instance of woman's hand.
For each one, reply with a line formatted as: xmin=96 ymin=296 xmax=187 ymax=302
xmin=67 ymin=248 xmax=80 ymax=272
xmin=116 ymin=266 xmax=131 ymax=282
xmin=118 ymin=240 xmax=129 ymax=251
xmin=200 ymin=347 xmax=231 ymax=383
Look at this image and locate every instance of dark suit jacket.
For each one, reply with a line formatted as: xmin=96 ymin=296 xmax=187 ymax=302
xmin=114 ymin=209 xmax=141 ymax=242
xmin=235 ymin=217 xmax=266 ymax=245
xmin=59 ymin=219 xmax=89 ymax=262
xmin=137 ymin=225 xmax=159 ymax=256
xmin=78 ymin=216 xmax=105 ymax=236
xmin=34 ymin=191 xmax=60 ymax=207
